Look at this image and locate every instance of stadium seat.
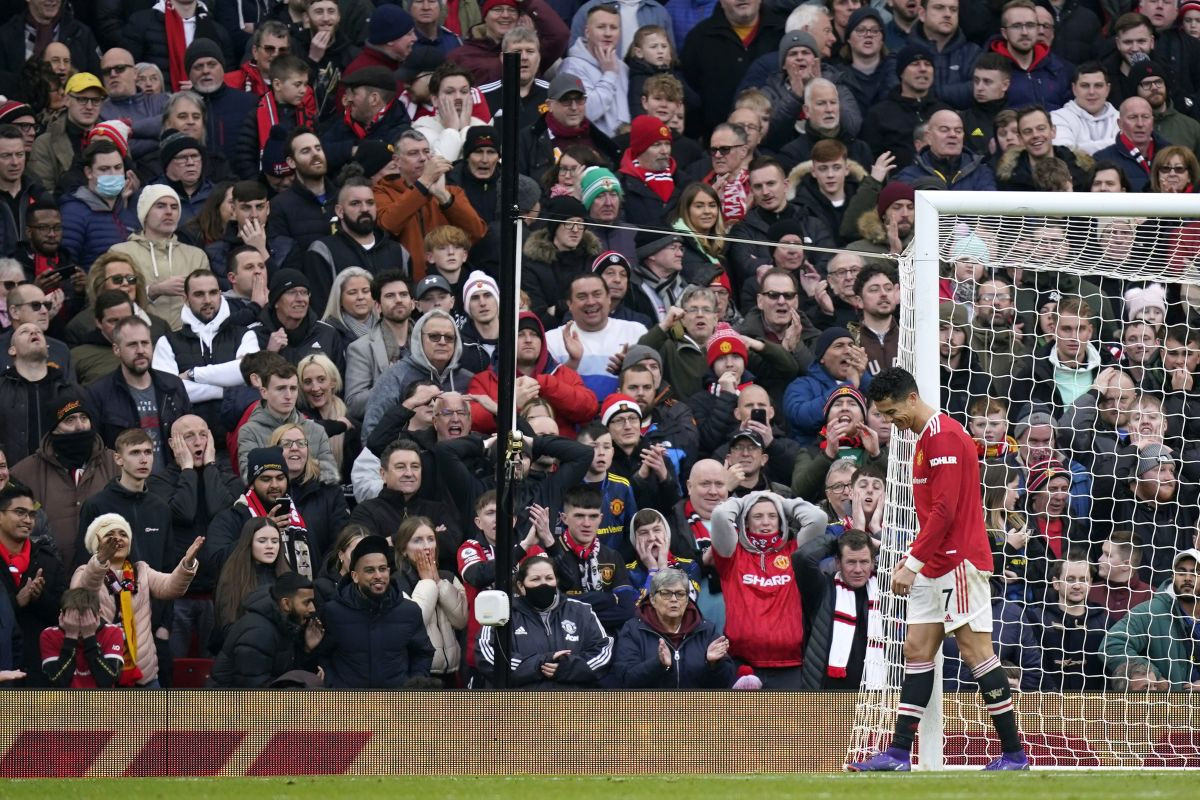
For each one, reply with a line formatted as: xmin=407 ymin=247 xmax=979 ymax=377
xmin=172 ymin=658 xmax=214 ymax=689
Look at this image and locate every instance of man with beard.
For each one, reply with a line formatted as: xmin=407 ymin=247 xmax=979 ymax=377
xmin=11 ymin=388 xmax=119 ymax=566
xmin=985 ymin=0 xmax=1071 ymax=110
xmin=210 ymin=571 xmax=322 ymax=687
xmin=14 ymin=200 xmax=87 ymax=326
xmin=0 ymin=323 xmax=73 ymax=463
xmin=864 ymin=47 xmax=945 ymax=170
xmin=153 ymin=270 xmax=260 ymax=440
xmin=1104 ymin=547 xmax=1200 ymax=690
xmin=321 ymin=67 xmax=413 ymax=173
xmin=1023 ymin=553 xmax=1109 ymax=691
xmin=853 ymin=264 xmax=900 ymax=379
xmin=847 ymin=181 xmax=915 ymax=269
xmin=269 ymin=130 xmax=336 ymax=271
xmin=1111 ymin=445 xmax=1199 ymax=586
xmin=183 ymin=40 xmax=257 ymax=155
xmin=970 ymin=273 xmax=1030 ymax=399
xmin=304 ymin=179 xmax=409 ymax=313
xmin=619 ymin=116 xmax=680 ymax=226
xmin=86 ymin=317 xmax=190 ymax=465
xmin=896 ymin=110 xmax=997 ymax=190
xmin=248 ymin=269 xmax=345 ymax=372
xmin=1132 ymin=61 xmax=1200 ymax=156
xmin=374 ymin=129 xmax=487 ymax=281
xmin=344 ymin=271 xmax=413 ymax=422
xmin=317 ymin=534 xmax=434 ymax=688
xmin=205 ymin=447 xmax=317 ymax=580
xmin=996 ymin=106 xmax=1093 ymax=191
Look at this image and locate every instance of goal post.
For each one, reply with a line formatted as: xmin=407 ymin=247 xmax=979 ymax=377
xmin=848 ymin=190 xmax=1200 ymax=770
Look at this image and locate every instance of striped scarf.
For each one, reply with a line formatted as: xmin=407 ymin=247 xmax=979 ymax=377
xmin=828 ymin=573 xmax=880 ymax=679
xmin=684 ymin=499 xmax=711 ymax=552
xmin=105 ymin=560 xmax=144 ymax=686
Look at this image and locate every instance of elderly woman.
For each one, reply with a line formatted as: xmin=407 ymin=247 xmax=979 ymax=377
xmin=64 ymin=251 xmax=169 ymax=346
xmin=612 ymin=567 xmax=733 ymax=689
xmin=477 ymin=554 xmax=612 ymax=689
xmin=267 ymin=423 xmax=350 ymax=569
xmin=71 ymin=512 xmax=203 ymax=687
xmin=136 ymin=63 xmax=165 ymax=95
xmin=393 ymin=516 xmax=468 ymax=687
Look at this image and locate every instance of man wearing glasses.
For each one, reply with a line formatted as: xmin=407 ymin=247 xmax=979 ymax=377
xmin=1131 ymin=60 xmax=1200 ymax=156
xmin=983 ymin=0 xmax=1071 ymax=110
xmin=30 ymin=73 xmax=106 ymax=192
xmin=99 ymin=48 xmax=169 ymax=162
xmin=518 ymin=72 xmax=620 ymax=183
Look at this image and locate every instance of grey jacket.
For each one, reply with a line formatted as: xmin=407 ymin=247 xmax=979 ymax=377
xmin=344 ymin=323 xmax=410 ymax=422
xmin=236 ymin=404 xmax=339 ymax=485
xmin=710 ymin=490 xmax=827 ymax=560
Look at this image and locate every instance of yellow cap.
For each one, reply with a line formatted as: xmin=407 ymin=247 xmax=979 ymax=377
xmin=64 ymin=73 xmax=107 ymax=96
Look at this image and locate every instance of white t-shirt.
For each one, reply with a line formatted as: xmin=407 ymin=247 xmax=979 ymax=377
xmin=545 ymin=318 xmax=648 ymax=399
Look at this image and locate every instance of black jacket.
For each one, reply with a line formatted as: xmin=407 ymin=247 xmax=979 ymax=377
xmin=861 ymin=87 xmax=948 ymax=169
xmin=619 ymin=168 xmax=681 ymax=228
xmin=791 ymin=171 xmax=865 ymax=248
xmin=289 ymin=476 xmax=349 ymax=571
xmin=147 ymin=462 xmax=244 ymax=591
xmin=318 ymin=576 xmax=434 ymax=688
xmin=794 ymin=536 xmax=870 ymax=691
xmin=248 ymin=305 xmax=346 ymax=373
xmin=613 ymin=602 xmax=734 ymax=689
xmin=268 ymin=179 xmax=338 ymax=271
xmin=85 ymin=367 xmax=191 ymax=455
xmin=319 ymin=100 xmax=413 ymax=174
xmin=727 ymin=202 xmax=836 ymax=286
xmin=1022 ymin=599 xmax=1108 ymax=691
xmin=347 ymin=487 xmax=463 ymax=574
xmin=517 ymin=114 xmax=620 ymax=184
xmin=122 ymin=6 xmax=233 ymax=88
xmin=545 ymin=537 xmax=637 ymax=635
xmin=0 ymin=176 xmax=48 ymax=257
xmin=0 ymin=365 xmax=72 ymax=464
xmin=210 ymin=585 xmax=315 ymax=687
xmin=200 ymin=84 xmax=260 ymax=155
xmin=303 ymin=227 xmax=410 ymax=314
xmin=74 ymin=479 xmax=173 ymax=571
xmin=0 ymin=6 xmax=101 ymax=75
xmin=447 ymin=160 xmax=498 ymax=223
xmin=161 ymin=306 xmax=253 ymax=438
xmin=477 ymin=593 xmax=612 ymax=689
xmin=0 ymin=534 xmax=67 ymax=684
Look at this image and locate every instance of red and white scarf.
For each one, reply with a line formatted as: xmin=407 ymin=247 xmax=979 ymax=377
xmin=244 ymin=490 xmax=313 ymax=578
xmin=1118 ymin=133 xmax=1154 ymax=175
xmin=562 ymin=533 xmax=602 ymax=591
xmin=684 ymin=500 xmax=711 ymax=552
xmin=343 ymin=98 xmax=398 ymax=140
xmin=828 ymin=573 xmax=881 ymax=680
xmin=164 ymin=1 xmax=189 ymax=92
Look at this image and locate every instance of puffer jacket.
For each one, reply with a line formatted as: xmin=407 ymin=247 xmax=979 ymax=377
xmin=1103 ymin=585 xmax=1197 ymax=690
xmin=520 ymin=227 xmax=603 ymax=329
xmin=895 ymin=147 xmax=997 ymax=190
xmin=318 ymin=576 xmax=435 ymax=688
xmin=122 ymin=1 xmax=234 ymax=84
xmin=789 ymin=159 xmax=868 ymax=247
xmin=613 ymin=599 xmax=734 ymax=688
xmin=209 ymin=585 xmax=313 ymax=687
xmin=59 ymin=185 xmax=139 ymax=269
xmin=476 ymin=592 xmax=613 ymax=689
xmin=394 ymin=565 xmax=468 ymax=675
xmin=71 ymin=552 xmax=194 ymax=685
xmin=109 ymin=233 xmax=210 ymax=330
xmin=0 ymin=534 xmax=68 ymax=684
xmin=0 ymin=365 xmax=72 ymax=464
xmin=0 ymin=4 xmax=100 ymax=75
xmin=794 ymin=536 xmax=874 ymax=690
xmin=995 ymin=144 xmax=1093 ymax=192
xmin=246 ymin=304 xmax=345 ymax=373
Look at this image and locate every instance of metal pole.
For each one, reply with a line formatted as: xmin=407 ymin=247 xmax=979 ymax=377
xmin=492 ymin=51 xmax=522 ymax=689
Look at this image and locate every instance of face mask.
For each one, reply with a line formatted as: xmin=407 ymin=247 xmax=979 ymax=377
xmin=523 ymin=583 xmax=557 ymax=610
xmin=50 ymin=429 xmax=94 ymax=470
xmin=96 ymin=174 xmax=126 ymax=198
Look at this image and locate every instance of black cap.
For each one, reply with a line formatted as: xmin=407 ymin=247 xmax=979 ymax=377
xmin=729 ymin=429 xmax=765 ymax=449
xmin=415 ymin=274 xmax=453 ymax=299
xmin=635 ymin=230 xmax=680 ymax=260
xmin=350 ymin=534 xmax=394 ymax=569
xmin=246 ymin=446 xmax=287 ymax=483
xmin=353 ymin=139 xmax=394 ymax=177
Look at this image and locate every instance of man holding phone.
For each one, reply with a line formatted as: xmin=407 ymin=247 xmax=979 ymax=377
xmin=203 ymin=446 xmax=314 ymax=582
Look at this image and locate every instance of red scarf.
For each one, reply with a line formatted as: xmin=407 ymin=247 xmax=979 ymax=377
xmin=256 ymin=89 xmax=318 ymax=150
xmin=545 ymin=112 xmax=592 ymax=143
xmin=343 ymin=98 xmax=397 ymax=140
xmin=684 ymin=499 xmax=711 ymax=551
xmin=744 ymin=529 xmax=783 ymax=552
xmin=619 ymin=150 xmax=677 ymax=203
xmin=1118 ymin=133 xmax=1154 ymax=174
xmin=1042 ymin=518 xmax=1064 ymax=560
xmin=235 ymin=62 xmax=268 ymax=96
xmin=164 ymin=1 xmax=189 ymax=92
xmin=0 ymin=538 xmax=31 ymax=585
xmin=817 ymin=425 xmax=863 ymax=452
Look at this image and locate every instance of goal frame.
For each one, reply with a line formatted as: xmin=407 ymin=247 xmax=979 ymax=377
xmin=902 ymin=190 xmax=1200 ymax=770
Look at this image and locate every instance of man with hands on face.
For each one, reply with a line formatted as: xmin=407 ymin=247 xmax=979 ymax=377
xmin=560 ymin=4 xmax=630 ymax=138
xmin=40 ymin=587 xmax=125 ymax=687
xmin=784 ymin=326 xmax=872 ymax=445
xmin=790 ymin=385 xmax=884 ymax=503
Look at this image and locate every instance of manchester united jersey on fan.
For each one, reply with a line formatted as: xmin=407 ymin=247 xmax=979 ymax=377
xmin=909 ymin=412 xmax=993 ymax=579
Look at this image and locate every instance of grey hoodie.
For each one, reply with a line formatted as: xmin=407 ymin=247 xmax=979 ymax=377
xmin=361 ymin=310 xmax=476 ymax=440
xmin=710 ymin=490 xmax=827 ymax=570
xmin=236 ymin=403 xmax=339 ymax=486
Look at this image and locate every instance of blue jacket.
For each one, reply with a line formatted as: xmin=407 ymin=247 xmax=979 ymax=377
xmin=612 ymin=602 xmax=734 ymax=689
xmin=591 ymin=473 xmax=638 ymax=554
xmin=1092 ymin=134 xmax=1171 ymax=193
xmin=319 ymin=577 xmax=434 ymax=688
xmin=944 ymin=597 xmax=1042 ymax=691
xmin=783 ymin=364 xmax=872 ymax=446
xmin=478 ymin=593 xmax=613 ymax=689
xmin=986 ymin=38 xmax=1072 ymax=111
xmin=59 ymin=186 xmax=139 ymax=269
xmin=909 ymin=24 xmax=980 ymax=110
xmin=894 ymin=147 xmax=997 ymax=190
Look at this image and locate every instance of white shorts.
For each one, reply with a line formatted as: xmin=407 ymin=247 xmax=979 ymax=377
xmin=907 ymin=561 xmax=993 ymax=633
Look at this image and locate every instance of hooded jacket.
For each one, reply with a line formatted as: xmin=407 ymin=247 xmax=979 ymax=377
xmin=1103 ymin=584 xmax=1199 ymax=690
xmin=985 ymin=37 xmax=1072 ymax=110
xmin=59 ymin=184 xmax=140 ymax=270
xmin=709 ymin=491 xmax=827 ymax=667
xmin=109 ymin=233 xmax=210 ymax=330
xmin=466 ymin=311 xmax=597 ymax=437
xmin=235 ymin=403 xmax=339 ymax=486
xmin=476 ymin=591 xmax=612 ymax=688
xmin=521 ymin=227 xmax=604 ymax=329
xmin=996 ymin=144 xmax=1093 ymax=192
xmin=1051 ymin=100 xmax=1120 ymax=155
xmin=209 ymin=585 xmax=315 ymax=687
xmin=560 ymin=38 xmax=631 ymax=139
xmin=361 ymin=310 xmax=477 ymax=441
xmin=247 ymin=304 xmax=345 ymax=373
xmin=613 ymin=598 xmax=734 ymax=689
xmin=318 ymin=576 xmax=435 ymax=688
xmin=623 ymin=507 xmax=703 ymax=590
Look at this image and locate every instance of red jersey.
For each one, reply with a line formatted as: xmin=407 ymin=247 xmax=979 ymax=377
xmin=909 ymin=412 xmax=993 ymax=579
xmin=714 ymin=540 xmax=805 ymax=668
xmin=39 ymin=624 xmax=125 ymax=688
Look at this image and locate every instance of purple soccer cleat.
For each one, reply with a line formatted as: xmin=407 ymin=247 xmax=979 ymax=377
xmin=983 ymin=752 xmax=1031 ymax=771
xmin=846 ymin=748 xmax=912 ymax=772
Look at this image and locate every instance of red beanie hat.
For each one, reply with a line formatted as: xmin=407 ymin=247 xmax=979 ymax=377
xmin=876 ymin=181 xmax=915 ymax=217
xmin=601 ymin=393 xmax=643 ymax=426
xmin=1026 ymin=458 xmax=1068 ymax=494
xmin=628 ymin=114 xmax=672 ymax=159
xmin=705 ymin=322 xmax=748 ymax=366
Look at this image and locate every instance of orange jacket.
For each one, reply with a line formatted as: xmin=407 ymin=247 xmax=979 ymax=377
xmin=373 ymin=176 xmax=487 ymax=280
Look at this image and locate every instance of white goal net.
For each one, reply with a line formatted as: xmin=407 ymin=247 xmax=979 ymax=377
xmin=848 ymin=191 xmax=1200 ymax=769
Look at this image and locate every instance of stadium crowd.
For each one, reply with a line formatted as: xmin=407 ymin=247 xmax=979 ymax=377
xmin=0 ymin=0 xmax=1196 ymax=693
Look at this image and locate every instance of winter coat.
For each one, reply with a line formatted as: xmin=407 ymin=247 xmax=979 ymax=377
xmin=861 ymin=87 xmax=949 ymax=168
xmin=845 ymin=201 xmax=914 ymax=268
xmin=267 ymin=179 xmax=337 ymax=271
xmin=784 ymin=364 xmax=873 ymax=446
xmin=302 ymin=227 xmax=409 ymax=315
xmin=907 ymin=24 xmax=979 ymax=110
xmin=210 ymin=585 xmax=313 ymax=687
xmin=985 ymin=37 xmax=1072 ymax=111
xmin=235 ymin=403 xmax=338 ymax=486
xmin=318 ymin=576 xmax=435 ymax=688
xmin=619 ymin=159 xmax=682 ymax=229
xmin=321 ymin=100 xmax=414 ymax=173
xmin=1050 ymin=101 xmax=1120 ymax=156
xmin=680 ymin=4 xmax=783 ymax=135
xmin=85 ymin=367 xmax=191 ymax=453
xmin=995 ymin=145 xmax=1093 ymax=192
xmin=1036 ymin=0 xmax=1100 ymax=65
xmin=71 ymin=552 xmax=194 ymax=684
xmin=1091 ymin=133 xmax=1172 ymax=193
xmin=559 ymin=39 xmax=631 ymax=138
xmin=894 ymin=147 xmax=997 ymax=190
xmin=198 ymin=84 xmax=259 ymax=155
xmin=361 ymin=311 xmax=477 ymax=440
xmin=122 ymin=1 xmax=234 ymax=85
xmin=516 ymin=113 xmax=621 ymax=185
xmin=824 ymin=61 xmax=895 ymax=135
xmin=0 ymin=365 xmax=72 ymax=464
xmin=109 ymin=234 xmax=210 ymax=329
xmin=477 ymin=592 xmax=613 ymax=688
xmin=146 ymin=462 xmax=244 ymax=590
xmin=0 ymin=535 xmax=68 ymax=683
xmin=446 ymin=0 xmax=568 ymax=85
xmin=793 ymin=536 xmax=872 ymax=691
xmin=1103 ymin=586 xmax=1198 ymax=690
xmin=1024 ymin=599 xmax=1109 ymax=691
xmin=520 ymin=227 xmax=603 ymax=329
xmin=28 ymin=115 xmax=80 ymax=196
xmin=0 ymin=176 xmax=47 ymax=258
xmin=1009 ymin=339 xmax=1115 ymax=423
xmin=394 ymin=565 xmax=468 ymax=675
xmin=372 ymin=175 xmax=487 ymax=282
xmin=613 ymin=600 xmax=734 ymax=688
xmin=726 ymin=202 xmax=836 ymax=285
xmin=59 ymin=185 xmax=140 ymax=270
xmin=758 ymin=68 xmax=862 ymax=146
xmin=347 ymin=488 xmax=463 ymax=572
xmin=75 ymin=478 xmax=173 ymax=571
xmin=0 ymin=4 xmax=100 ymax=75
xmin=289 ymin=476 xmax=349 ymax=568
xmin=789 ymin=160 xmax=867 ymax=246
xmin=1154 ymin=104 xmax=1200 ymax=156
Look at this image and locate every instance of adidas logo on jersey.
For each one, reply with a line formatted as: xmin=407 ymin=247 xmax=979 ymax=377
xmin=514 ymin=626 xmax=527 ymax=636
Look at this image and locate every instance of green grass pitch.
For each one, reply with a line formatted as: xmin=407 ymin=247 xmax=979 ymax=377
xmin=2 ymin=772 xmax=1194 ymax=799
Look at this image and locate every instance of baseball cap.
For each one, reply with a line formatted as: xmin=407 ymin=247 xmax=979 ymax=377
xmin=548 ymin=72 xmax=586 ymax=101
xmin=65 ymin=73 xmax=107 ymax=96
xmin=415 ymin=274 xmax=453 ymax=299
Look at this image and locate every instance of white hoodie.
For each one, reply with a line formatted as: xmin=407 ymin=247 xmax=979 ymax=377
xmin=559 ymin=38 xmax=631 ymax=138
xmin=1051 ymin=100 xmax=1120 ymax=156
xmin=152 ymin=297 xmax=260 ymax=403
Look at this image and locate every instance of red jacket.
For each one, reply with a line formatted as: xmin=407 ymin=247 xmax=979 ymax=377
xmin=225 ymin=62 xmax=268 ymax=96
xmin=466 ymin=311 xmax=597 ymax=437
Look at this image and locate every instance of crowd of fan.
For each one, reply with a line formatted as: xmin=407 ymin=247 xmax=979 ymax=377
xmin=0 ymin=0 xmax=1196 ymax=692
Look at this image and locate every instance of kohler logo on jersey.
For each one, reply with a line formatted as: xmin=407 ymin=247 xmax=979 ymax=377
xmin=929 ymin=456 xmax=957 ymax=467
xmin=742 ymin=573 xmax=793 ymax=587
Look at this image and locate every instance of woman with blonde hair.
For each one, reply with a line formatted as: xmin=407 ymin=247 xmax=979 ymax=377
xmin=267 ymin=422 xmax=350 ymax=569
xmin=64 ymin=251 xmax=169 ymax=345
xmin=322 ymin=267 xmax=377 ymax=350
xmin=297 ymin=353 xmax=357 ymax=482
xmin=393 ymin=515 xmax=467 ymax=686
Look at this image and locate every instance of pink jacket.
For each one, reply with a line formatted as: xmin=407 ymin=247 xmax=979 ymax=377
xmin=71 ymin=557 xmax=195 ymax=685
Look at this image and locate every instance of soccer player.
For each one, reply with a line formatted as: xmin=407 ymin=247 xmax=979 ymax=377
xmin=849 ymin=367 xmax=1029 ymax=772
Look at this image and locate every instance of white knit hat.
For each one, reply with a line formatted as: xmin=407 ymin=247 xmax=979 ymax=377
xmin=136 ymin=184 xmax=181 ymax=228
xmin=84 ymin=513 xmax=132 ymax=555
xmin=462 ymin=270 xmax=499 ymax=307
